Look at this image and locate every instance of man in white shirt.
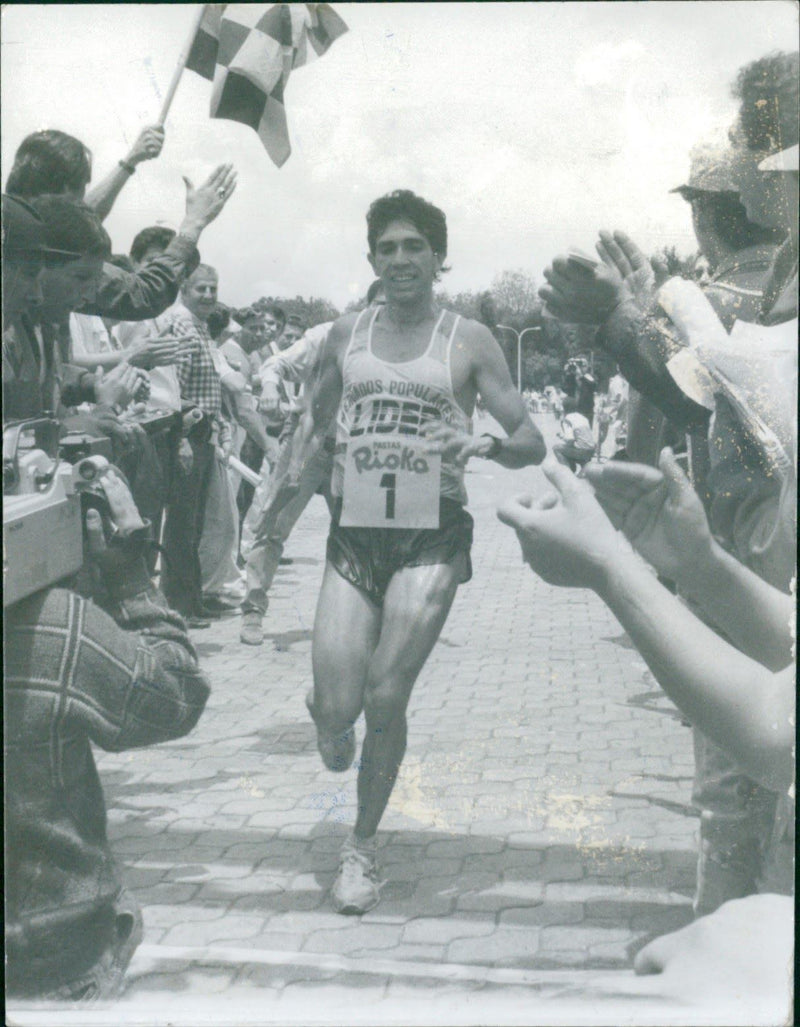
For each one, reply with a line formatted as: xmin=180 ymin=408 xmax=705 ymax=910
xmin=240 ymin=321 xmax=335 ymax=645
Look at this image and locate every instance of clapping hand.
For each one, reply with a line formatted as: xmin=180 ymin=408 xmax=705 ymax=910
xmin=584 ymin=447 xmax=713 ymax=585
xmin=539 ymin=253 xmax=626 ymax=325
xmin=94 ymin=362 xmax=145 ymax=409
xmin=128 ymin=327 xmax=188 ymax=369
xmin=596 ymin=230 xmax=667 ymax=311
xmin=497 ymin=459 xmax=630 ymax=590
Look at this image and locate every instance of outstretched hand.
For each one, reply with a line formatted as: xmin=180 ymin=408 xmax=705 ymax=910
xmin=183 ymin=164 xmax=237 ymax=228
xmin=539 ymin=255 xmax=625 ymax=325
xmin=595 ymin=229 xmax=663 ymax=310
xmin=583 ymin=448 xmax=713 ymax=585
xmin=497 ymin=459 xmax=630 ymax=589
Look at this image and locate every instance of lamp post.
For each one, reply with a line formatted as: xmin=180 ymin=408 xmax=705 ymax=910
xmin=497 ymin=325 xmax=521 ymax=392
xmin=519 ymin=327 xmax=542 ymax=393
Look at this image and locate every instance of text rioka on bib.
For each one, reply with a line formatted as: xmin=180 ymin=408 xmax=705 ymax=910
xmin=340 ymin=431 xmax=441 ymax=528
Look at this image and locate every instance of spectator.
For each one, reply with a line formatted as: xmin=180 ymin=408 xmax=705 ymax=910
xmin=158 ymin=264 xmax=231 ymax=627
xmin=497 ymin=454 xmax=793 ymax=1009
xmin=3 ymin=195 xmax=139 ymax=432
xmin=6 ymin=127 xmax=236 ymax=322
xmin=562 ymin=356 xmax=597 ymax=424
xmin=552 ymin=399 xmax=596 ymax=471
xmin=537 ymin=49 xmax=798 ymax=916
xmin=2 ymin=194 xmax=50 ymax=328
xmin=250 ymin=304 xmax=287 ymax=370
xmin=232 ymin=305 xmax=290 ymax=533
xmin=278 ymin=314 xmax=307 ymax=349
xmin=199 ymin=302 xmax=269 ymax=611
xmin=6 ymin=124 xmax=164 ymax=222
xmin=4 ymin=468 xmax=209 ymax=1001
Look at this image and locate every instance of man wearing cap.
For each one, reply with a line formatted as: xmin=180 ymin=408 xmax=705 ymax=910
xmin=625 ymin=134 xmax=782 ymax=470
xmin=538 ymin=50 xmax=798 ymax=917
xmin=2 ymin=194 xmax=136 ymax=422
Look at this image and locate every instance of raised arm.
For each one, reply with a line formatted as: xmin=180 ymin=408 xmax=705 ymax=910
xmin=85 ymin=125 xmax=165 ymax=222
xmin=497 ymin=464 xmax=794 ymax=793
xmin=585 ymin=450 xmax=795 ymax=670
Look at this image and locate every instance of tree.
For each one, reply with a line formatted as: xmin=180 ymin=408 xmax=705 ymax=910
xmin=251 ymin=294 xmax=340 ymax=328
xmin=652 ymin=245 xmax=699 ymax=280
xmin=490 ymin=269 xmax=542 ymax=331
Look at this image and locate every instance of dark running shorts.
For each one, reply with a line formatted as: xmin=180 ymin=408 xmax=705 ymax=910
xmin=327 ymin=497 xmax=474 ymax=605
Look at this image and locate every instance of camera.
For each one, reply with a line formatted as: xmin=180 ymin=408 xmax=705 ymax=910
xmin=3 ymin=419 xmax=115 ymax=607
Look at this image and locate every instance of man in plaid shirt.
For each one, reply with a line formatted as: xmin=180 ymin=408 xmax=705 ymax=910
xmin=159 ymin=263 xmax=231 ymax=626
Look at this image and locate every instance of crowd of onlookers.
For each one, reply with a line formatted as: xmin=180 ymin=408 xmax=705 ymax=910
xmin=2 ymin=127 xmax=324 ymax=630
xmin=2 ymin=46 xmax=796 ymax=1010
xmin=499 ymin=48 xmax=796 ymax=994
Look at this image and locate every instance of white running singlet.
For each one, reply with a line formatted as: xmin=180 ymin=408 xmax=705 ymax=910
xmin=334 ymin=306 xmax=471 ymax=529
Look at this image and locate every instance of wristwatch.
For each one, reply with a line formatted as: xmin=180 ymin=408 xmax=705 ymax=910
xmin=480 ymin=434 xmax=503 ymax=460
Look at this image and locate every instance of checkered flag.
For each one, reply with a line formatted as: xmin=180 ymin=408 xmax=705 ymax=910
xmin=184 ymin=4 xmax=348 ymax=167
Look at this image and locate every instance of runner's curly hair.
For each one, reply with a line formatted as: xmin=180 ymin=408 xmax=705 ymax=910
xmin=367 ymin=190 xmax=450 ymax=272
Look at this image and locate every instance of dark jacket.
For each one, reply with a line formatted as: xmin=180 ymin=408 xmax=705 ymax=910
xmin=596 ymin=242 xmax=779 ymax=439
xmin=80 ymin=234 xmax=199 ymax=322
xmin=4 ymin=544 xmax=210 ymax=995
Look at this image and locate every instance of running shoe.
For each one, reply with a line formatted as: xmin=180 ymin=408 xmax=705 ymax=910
xmin=331 ymin=836 xmax=381 ymax=915
xmin=240 ymin=611 xmax=264 ymax=646
xmin=306 ymin=692 xmax=355 ymax=772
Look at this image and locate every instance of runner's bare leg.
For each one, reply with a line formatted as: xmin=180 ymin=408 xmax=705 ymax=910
xmin=311 ymin=563 xmax=381 ymax=734
xmin=354 ymin=559 xmax=463 ymax=839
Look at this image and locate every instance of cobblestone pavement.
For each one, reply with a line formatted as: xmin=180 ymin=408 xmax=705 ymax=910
xmin=13 ymin=415 xmax=704 ymax=1025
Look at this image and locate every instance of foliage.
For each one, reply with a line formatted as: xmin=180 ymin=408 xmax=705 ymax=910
xmin=652 ymin=245 xmax=700 ymax=280
xmin=248 ymin=294 xmax=341 ymax=328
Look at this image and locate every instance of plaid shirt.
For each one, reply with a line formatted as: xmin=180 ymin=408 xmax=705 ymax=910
xmin=5 ymin=563 xmax=209 ymax=994
xmin=159 ymin=302 xmax=230 ymax=447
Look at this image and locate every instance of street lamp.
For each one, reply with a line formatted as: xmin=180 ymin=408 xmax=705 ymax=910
xmin=519 ymin=327 xmax=542 ymax=392
xmin=497 ymin=325 xmax=521 ymax=392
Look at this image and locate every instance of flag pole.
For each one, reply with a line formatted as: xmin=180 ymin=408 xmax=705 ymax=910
xmin=157 ymin=4 xmax=208 ymax=127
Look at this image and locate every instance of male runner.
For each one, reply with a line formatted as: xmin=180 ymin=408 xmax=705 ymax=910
xmin=288 ymin=190 xmax=546 ymax=914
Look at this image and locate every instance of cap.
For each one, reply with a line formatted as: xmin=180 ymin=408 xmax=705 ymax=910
xmin=758 ymin=144 xmax=799 ymax=172
xmin=671 ymin=135 xmax=738 ymax=196
xmin=1 ymin=192 xmax=86 ymax=264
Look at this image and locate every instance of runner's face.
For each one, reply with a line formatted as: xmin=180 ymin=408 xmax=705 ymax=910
xmin=369 ymin=220 xmax=441 ymax=303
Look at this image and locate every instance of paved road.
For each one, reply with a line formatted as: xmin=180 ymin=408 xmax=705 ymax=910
xmin=40 ymin=414 xmax=702 ymax=1023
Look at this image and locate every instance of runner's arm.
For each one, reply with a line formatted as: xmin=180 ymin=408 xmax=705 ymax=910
xmin=472 ymin=325 xmax=546 ymax=466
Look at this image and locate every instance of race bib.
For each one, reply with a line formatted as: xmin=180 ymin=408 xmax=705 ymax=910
xmin=340 ymin=434 xmax=441 ymax=528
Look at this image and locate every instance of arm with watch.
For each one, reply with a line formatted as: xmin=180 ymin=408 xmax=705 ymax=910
xmin=85 ymin=125 xmax=166 ymax=223
xmin=424 ymin=322 xmax=547 ymax=468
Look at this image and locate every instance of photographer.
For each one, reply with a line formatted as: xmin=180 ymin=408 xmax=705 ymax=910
xmin=4 ymin=464 xmax=210 ymax=1001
